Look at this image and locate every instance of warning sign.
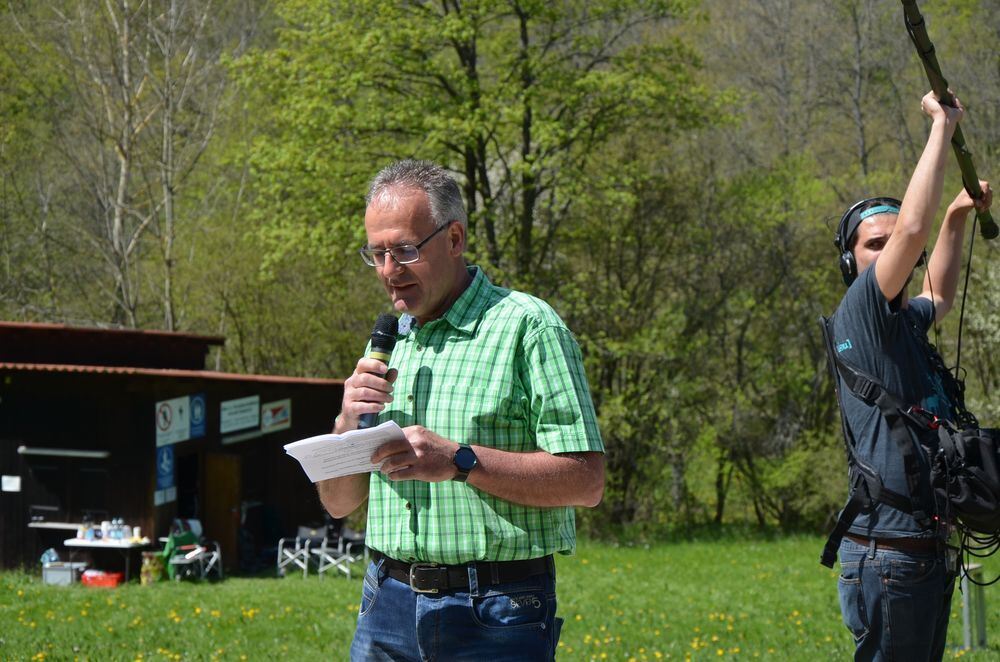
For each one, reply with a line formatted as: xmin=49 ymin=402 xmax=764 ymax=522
xmin=155 ymin=396 xmax=190 ymax=447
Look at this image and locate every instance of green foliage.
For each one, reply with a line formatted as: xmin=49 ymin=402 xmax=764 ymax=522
xmin=3 ymin=0 xmax=1000 ymax=532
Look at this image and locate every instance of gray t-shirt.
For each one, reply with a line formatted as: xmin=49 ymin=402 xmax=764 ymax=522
xmin=831 ymin=263 xmax=951 ymax=538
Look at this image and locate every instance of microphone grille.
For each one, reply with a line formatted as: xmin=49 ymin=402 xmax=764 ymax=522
xmin=372 ymin=313 xmax=399 ymax=338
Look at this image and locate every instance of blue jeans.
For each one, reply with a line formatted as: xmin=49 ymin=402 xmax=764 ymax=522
xmin=838 ymin=538 xmax=957 ymax=661
xmin=350 ymin=557 xmax=562 ymax=661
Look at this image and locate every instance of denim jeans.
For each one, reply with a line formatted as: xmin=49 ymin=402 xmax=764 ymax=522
xmin=838 ymin=537 xmax=957 ymax=661
xmin=350 ymin=557 xmax=562 ymax=661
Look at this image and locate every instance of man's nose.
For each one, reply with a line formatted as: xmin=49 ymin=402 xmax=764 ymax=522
xmin=378 ymin=254 xmax=406 ymax=278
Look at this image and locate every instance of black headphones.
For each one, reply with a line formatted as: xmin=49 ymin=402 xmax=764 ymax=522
xmin=834 ymin=196 xmax=925 ymax=286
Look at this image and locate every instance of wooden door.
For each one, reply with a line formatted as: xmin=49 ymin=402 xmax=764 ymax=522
xmin=203 ymin=453 xmax=240 ymax=572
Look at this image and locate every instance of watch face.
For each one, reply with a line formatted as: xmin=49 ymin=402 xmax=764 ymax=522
xmin=455 ymin=446 xmax=478 ymax=472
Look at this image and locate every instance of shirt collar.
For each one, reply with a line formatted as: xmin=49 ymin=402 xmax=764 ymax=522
xmin=439 ymin=266 xmax=491 ymax=335
xmin=399 ymin=266 xmax=491 ymax=337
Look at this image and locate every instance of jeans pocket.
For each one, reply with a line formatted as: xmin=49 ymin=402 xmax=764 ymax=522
xmin=471 ymin=583 xmax=551 ymax=630
xmin=358 ymin=564 xmax=381 ymax=617
xmin=838 ymin=561 xmax=869 ymax=644
xmin=885 ymin=556 xmax=938 ymax=586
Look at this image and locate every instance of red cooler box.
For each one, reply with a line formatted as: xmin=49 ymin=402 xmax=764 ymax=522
xmin=81 ymin=569 xmax=124 ymax=588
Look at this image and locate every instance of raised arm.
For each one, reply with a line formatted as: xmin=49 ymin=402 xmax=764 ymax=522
xmin=918 ymin=181 xmax=993 ymax=320
xmin=874 ymin=92 xmax=963 ymax=300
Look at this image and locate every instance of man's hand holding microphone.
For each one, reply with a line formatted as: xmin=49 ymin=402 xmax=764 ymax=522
xmin=334 ymin=314 xmax=467 ymax=483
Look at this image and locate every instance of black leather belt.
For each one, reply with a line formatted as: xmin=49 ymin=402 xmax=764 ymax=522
xmin=370 ymin=549 xmax=553 ymax=594
xmin=845 ymin=533 xmax=941 ymax=553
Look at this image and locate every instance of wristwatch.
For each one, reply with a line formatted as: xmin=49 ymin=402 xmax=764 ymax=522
xmin=452 ymin=444 xmax=478 ymax=482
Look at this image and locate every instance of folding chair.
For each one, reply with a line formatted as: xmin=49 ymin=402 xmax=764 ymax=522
xmin=311 ymin=518 xmax=365 ymax=579
xmin=276 ymin=525 xmax=323 ymax=578
xmin=310 ymin=536 xmax=353 ymax=579
xmin=340 ymin=525 xmax=367 ymax=565
xmin=162 ymin=531 xmax=199 ymax=581
xmin=163 ymin=520 xmax=223 ymax=581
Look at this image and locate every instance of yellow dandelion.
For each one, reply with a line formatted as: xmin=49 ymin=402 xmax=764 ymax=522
xmin=717 ymin=650 xmax=724 ymax=656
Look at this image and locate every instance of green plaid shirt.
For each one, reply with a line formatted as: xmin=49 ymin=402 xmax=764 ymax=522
xmin=366 ymin=266 xmax=604 ymax=564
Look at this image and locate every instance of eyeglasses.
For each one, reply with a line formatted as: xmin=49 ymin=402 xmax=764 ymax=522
xmin=359 ymin=222 xmax=451 ymax=267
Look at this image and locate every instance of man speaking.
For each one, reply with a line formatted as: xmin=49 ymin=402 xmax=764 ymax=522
xmin=318 ymin=159 xmax=605 ymax=661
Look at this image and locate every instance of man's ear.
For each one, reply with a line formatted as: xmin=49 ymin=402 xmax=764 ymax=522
xmin=447 ymin=221 xmax=466 ymax=256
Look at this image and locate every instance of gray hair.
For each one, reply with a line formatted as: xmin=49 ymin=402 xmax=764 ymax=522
xmin=366 ymin=159 xmax=468 ymax=229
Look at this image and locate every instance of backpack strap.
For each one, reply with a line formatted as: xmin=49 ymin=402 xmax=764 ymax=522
xmin=817 ymin=315 xmax=937 ymax=567
xmin=830 ymin=354 xmax=936 ymax=528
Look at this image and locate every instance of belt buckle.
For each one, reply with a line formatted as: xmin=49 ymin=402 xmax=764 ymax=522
xmin=409 ymin=563 xmax=441 ymax=594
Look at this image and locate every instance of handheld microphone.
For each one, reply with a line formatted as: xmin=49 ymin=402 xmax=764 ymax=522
xmin=358 ymin=313 xmax=399 ymax=429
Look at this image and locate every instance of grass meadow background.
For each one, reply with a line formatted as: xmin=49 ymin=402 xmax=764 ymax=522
xmin=2 ymin=533 xmax=998 ymax=660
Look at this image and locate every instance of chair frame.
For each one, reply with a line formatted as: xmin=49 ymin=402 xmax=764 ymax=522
xmin=277 ymin=526 xmax=322 ymax=578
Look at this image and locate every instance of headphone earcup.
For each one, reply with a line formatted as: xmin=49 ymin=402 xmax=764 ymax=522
xmin=839 ymin=251 xmax=857 ymax=286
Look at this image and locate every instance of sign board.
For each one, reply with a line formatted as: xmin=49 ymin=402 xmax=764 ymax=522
xmin=155 ymin=396 xmax=190 ymax=447
xmin=2 ymin=475 xmax=21 ymax=492
xmin=261 ymin=399 xmax=292 ymax=433
xmin=190 ymin=393 xmax=207 ymax=439
xmin=221 ymin=395 xmax=260 ymax=434
xmin=154 ymin=445 xmax=176 ymax=506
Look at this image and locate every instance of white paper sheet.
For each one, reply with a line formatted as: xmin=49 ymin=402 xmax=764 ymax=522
xmin=283 ymin=421 xmax=405 ymax=482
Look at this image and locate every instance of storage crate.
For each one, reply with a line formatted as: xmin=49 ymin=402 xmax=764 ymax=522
xmin=42 ymin=562 xmax=87 ymax=585
xmin=81 ymin=570 xmax=124 ymax=588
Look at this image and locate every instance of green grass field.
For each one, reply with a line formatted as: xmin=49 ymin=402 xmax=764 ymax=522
xmin=2 ymin=535 xmax=997 ymax=660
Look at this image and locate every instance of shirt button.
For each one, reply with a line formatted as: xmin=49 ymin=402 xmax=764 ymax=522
xmin=416 ymin=344 xmax=423 ymax=352
xmin=407 ymin=395 xmax=414 ymax=402
xmin=405 ymin=502 xmax=412 ymax=510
